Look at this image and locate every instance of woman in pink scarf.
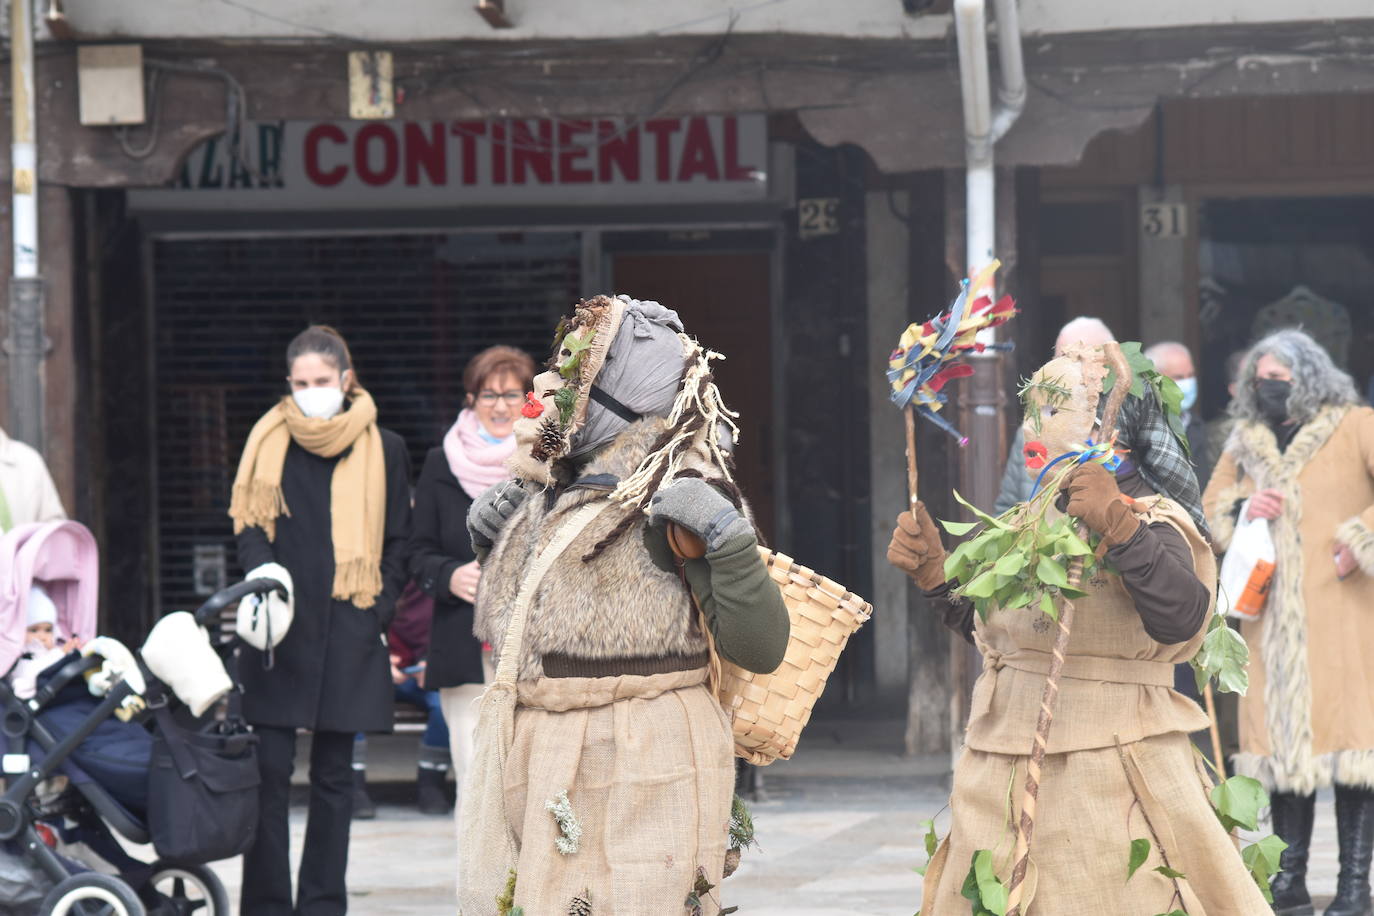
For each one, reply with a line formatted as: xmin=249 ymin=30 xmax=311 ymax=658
xmin=406 ymin=346 xmax=535 ymax=818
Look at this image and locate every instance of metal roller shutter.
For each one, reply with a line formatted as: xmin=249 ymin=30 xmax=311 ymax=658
xmin=152 ymin=230 xmax=579 ymax=615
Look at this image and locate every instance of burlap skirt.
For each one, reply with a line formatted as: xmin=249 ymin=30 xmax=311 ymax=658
xmin=503 ymin=667 xmax=735 ymax=916
xmin=921 ymin=732 xmax=1268 ymax=915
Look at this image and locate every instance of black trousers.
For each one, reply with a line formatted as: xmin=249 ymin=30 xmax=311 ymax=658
xmin=241 ymin=727 xmax=354 ymax=916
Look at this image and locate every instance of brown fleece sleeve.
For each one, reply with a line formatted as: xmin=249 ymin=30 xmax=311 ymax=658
xmin=1106 ymin=520 xmax=1211 ymax=645
xmin=922 ymin=582 xmax=976 ymax=645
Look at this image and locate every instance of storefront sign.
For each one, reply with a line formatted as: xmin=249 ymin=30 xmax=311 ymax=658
xmin=129 ymin=114 xmax=769 ymax=211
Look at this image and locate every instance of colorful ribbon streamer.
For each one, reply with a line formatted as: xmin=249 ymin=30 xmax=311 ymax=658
xmin=1029 ymin=438 xmax=1125 ymax=498
xmin=888 ymin=260 xmax=1017 ymax=444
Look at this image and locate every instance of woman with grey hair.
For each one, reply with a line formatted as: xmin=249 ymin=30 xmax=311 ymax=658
xmin=1203 ymin=327 xmax=1374 ymax=916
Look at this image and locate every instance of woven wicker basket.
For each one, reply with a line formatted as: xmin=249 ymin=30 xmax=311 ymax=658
xmin=715 ymin=548 xmax=873 ymax=766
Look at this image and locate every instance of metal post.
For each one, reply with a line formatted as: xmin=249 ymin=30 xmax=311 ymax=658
xmin=6 ymin=0 xmax=46 ymax=449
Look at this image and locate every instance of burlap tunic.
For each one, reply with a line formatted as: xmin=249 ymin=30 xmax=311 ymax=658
xmin=921 ymin=497 xmax=1269 ymax=915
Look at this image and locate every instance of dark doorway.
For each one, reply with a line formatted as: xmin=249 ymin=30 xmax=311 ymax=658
xmin=607 ymin=231 xmax=777 ymax=538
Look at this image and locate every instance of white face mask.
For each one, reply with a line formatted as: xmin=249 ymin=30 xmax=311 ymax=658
xmin=293 ymin=386 xmax=345 ymax=419
xmin=1175 ymin=376 xmax=1198 ymax=413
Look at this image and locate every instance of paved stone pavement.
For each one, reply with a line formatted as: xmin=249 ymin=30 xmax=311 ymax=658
xmin=188 ymin=725 xmax=1352 ymax=914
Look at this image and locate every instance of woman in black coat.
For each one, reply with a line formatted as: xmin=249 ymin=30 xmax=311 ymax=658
xmin=231 ymin=326 xmax=411 ymax=916
xmin=407 ymin=345 xmax=534 ymax=825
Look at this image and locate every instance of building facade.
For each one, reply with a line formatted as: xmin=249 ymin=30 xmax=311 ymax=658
xmin=5 ymin=1 xmax=1374 ymax=744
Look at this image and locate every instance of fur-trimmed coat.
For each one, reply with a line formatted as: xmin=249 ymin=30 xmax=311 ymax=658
xmin=1203 ymin=405 xmax=1374 ymax=793
xmin=475 ymin=419 xmax=714 ymax=680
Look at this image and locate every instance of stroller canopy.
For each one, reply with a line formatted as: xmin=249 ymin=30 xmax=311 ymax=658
xmin=0 ymin=522 xmax=98 ymax=673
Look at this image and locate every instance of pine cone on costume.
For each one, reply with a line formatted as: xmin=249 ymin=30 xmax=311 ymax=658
xmin=567 ymin=890 xmax=592 ymax=915
xmin=723 ymin=846 xmax=742 ymax=879
xmin=531 ymin=417 xmax=568 ymax=462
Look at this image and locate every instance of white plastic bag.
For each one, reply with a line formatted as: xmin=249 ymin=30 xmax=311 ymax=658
xmin=1218 ymin=500 xmax=1276 ymax=620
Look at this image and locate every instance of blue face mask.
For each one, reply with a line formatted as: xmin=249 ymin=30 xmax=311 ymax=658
xmin=1175 ymin=376 xmax=1198 ymax=413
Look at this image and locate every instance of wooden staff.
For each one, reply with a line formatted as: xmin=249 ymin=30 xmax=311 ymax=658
xmin=1005 ymin=342 xmax=1133 ymax=916
xmin=905 ymin=408 xmax=920 ymax=510
xmin=1204 ymin=683 xmax=1226 ymax=778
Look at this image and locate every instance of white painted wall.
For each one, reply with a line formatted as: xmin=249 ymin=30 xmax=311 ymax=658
xmin=48 ymin=0 xmax=1374 ymax=43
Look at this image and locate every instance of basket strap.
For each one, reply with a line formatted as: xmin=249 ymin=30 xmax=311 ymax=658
xmin=493 ymin=499 xmax=611 ymax=687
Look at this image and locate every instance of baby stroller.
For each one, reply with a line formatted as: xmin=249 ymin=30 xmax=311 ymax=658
xmin=0 ymin=521 xmax=286 ymax=915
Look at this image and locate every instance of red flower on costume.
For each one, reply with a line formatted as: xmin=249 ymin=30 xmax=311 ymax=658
xmin=1023 ymin=440 xmax=1049 ymax=471
xmin=521 ymin=393 xmax=544 ymax=418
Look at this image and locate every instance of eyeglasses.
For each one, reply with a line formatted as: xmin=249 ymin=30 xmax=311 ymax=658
xmin=476 ymin=390 xmax=525 ymax=406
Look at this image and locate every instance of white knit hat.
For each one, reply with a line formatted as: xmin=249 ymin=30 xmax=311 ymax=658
xmin=27 ymin=584 xmax=58 ymax=629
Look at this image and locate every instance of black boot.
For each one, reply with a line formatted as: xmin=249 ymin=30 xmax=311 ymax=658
xmin=416 ymin=766 xmax=451 ymax=815
xmin=351 ymin=768 xmax=377 ymax=820
xmin=1326 ymin=784 xmax=1374 ymax=916
xmin=1269 ymin=791 xmax=1316 ymax=916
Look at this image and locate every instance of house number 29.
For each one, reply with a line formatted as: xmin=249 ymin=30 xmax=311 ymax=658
xmin=799 ymin=197 xmax=840 ymax=239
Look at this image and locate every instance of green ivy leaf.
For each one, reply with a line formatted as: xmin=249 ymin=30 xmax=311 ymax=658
xmin=1006 ymin=589 xmax=1034 ymax=610
xmin=1153 ymin=865 xmax=1187 ymax=880
xmin=1036 ymin=555 xmax=1069 ymax=588
xmin=953 ymin=489 xmax=1014 ymax=531
xmin=961 ymin=850 xmax=1009 ymax=916
xmin=1038 ymin=591 xmax=1059 ymax=621
xmin=1192 ymin=620 xmax=1250 ymax=695
xmin=941 ymin=519 xmax=980 ymax=536
xmin=1127 ymin=838 xmax=1151 ymax=881
xmin=921 ymin=819 xmax=939 ymax=858
xmin=964 ymin=571 xmax=998 ymax=599
xmin=1212 ymin=776 xmax=1268 ymax=833
xmin=1058 ymin=531 xmax=1094 ymax=557
xmin=993 ymin=552 xmax=1028 ymax=577
xmin=1242 ymin=834 xmax=1287 ymax=881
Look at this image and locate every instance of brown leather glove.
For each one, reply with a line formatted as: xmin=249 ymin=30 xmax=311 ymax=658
xmin=887 ymin=501 xmax=948 ymax=591
xmin=1062 ymin=463 xmax=1142 ymax=547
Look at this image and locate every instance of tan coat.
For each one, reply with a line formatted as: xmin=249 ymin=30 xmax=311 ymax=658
xmin=922 ymin=497 xmax=1267 ymax=914
xmin=1203 ymin=405 xmax=1374 ymax=793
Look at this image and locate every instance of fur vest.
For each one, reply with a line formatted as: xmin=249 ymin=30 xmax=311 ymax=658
xmin=474 ymin=418 xmax=710 ymax=681
xmin=1203 ymin=405 xmax=1374 ymax=793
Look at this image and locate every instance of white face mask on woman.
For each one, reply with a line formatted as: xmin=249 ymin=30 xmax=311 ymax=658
xmin=293 ymin=386 xmax=345 ymax=419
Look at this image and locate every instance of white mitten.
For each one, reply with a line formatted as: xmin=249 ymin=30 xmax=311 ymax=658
xmin=236 ymin=563 xmax=294 ymax=651
xmin=141 ymin=611 xmax=233 ymax=716
xmin=82 ymin=637 xmax=147 ymax=712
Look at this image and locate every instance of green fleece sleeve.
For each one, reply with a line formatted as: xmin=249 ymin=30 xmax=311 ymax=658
xmin=682 ymin=531 xmax=791 ymax=674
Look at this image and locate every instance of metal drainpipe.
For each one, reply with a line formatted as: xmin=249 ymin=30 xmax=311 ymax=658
xmin=951 ymin=0 xmax=1027 ymax=745
xmin=6 ymin=0 xmax=46 ymax=449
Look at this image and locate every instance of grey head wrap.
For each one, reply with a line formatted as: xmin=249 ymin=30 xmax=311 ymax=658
xmin=569 ymin=296 xmax=685 ymax=458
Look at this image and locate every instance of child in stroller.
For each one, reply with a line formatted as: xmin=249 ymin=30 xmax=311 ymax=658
xmin=0 ymin=521 xmax=285 ymax=915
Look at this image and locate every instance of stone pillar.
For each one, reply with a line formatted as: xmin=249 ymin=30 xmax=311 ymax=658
xmin=866 ymin=188 xmax=911 ymax=698
xmin=1138 ymin=184 xmax=1191 ymax=347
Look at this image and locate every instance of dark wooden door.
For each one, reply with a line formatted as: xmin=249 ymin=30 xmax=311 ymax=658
xmin=611 ymin=252 xmax=775 ymax=539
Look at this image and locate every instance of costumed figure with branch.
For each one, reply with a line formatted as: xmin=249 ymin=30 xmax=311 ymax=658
xmin=457 ymin=295 xmax=791 ymax=916
xmin=889 ymin=326 xmax=1277 ymax=914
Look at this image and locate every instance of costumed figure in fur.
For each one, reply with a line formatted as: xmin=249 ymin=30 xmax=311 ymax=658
xmin=891 ymin=343 xmax=1268 ymax=915
xmin=460 ymin=295 xmax=790 ymax=916
xmin=1203 ymin=328 xmax=1374 ymax=916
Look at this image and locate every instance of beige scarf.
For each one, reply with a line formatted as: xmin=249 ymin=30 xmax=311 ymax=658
xmin=228 ymin=389 xmax=386 ymax=609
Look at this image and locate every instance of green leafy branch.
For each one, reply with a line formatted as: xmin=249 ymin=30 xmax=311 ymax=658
xmin=1102 ymin=341 xmax=1191 ymax=458
xmin=941 ymin=459 xmax=1101 ymax=623
xmin=1124 ymin=766 xmax=1288 ymax=911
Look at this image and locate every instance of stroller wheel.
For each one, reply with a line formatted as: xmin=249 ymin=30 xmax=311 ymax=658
xmin=40 ymin=872 xmax=147 ymax=916
xmin=146 ymin=862 xmax=229 ymax=915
